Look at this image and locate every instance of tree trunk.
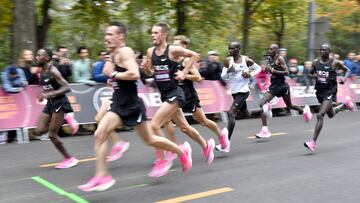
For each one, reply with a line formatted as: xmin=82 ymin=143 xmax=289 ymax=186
xmin=176 ymin=0 xmax=186 ymax=35
xmin=11 ymin=0 xmax=36 ymax=64
xmin=275 ymin=10 xmax=285 ymax=48
xmin=36 ymin=0 xmax=52 ymax=50
xmin=242 ymin=0 xmax=251 ymax=54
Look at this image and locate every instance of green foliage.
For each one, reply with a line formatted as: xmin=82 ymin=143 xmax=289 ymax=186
xmin=1 ymin=0 xmax=359 ymax=72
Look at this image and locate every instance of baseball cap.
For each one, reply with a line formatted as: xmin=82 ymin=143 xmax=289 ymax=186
xmin=208 ymin=50 xmax=219 ymax=56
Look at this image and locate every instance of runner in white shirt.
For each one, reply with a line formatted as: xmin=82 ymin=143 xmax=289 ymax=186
xmin=217 ymin=41 xmax=261 ymax=151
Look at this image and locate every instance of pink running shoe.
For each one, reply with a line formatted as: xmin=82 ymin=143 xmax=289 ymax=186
xmin=78 ymin=175 xmax=116 ymax=192
xmin=219 ymin=127 xmax=231 ymax=153
xmin=344 ymin=96 xmax=355 ymax=111
xmin=304 ymin=139 xmax=316 ymax=152
xmin=179 ymin=141 xmax=192 ymax=173
xmin=107 ymin=141 xmax=130 ymax=162
xmin=255 ymin=126 xmax=271 ymax=138
xmin=263 ymin=103 xmax=273 ymax=119
xmin=164 ymin=151 xmax=177 ymax=161
xmin=203 ymin=138 xmax=215 ymax=165
xmin=148 ymin=159 xmax=173 ymax=178
xmin=303 ymin=105 xmax=313 ymax=123
xmin=64 ymin=114 xmax=79 ymax=135
xmin=55 ymin=157 xmax=78 ymax=169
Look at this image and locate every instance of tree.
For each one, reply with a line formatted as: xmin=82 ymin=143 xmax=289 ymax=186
xmin=36 ymin=0 xmax=52 ymax=49
xmin=11 ymin=0 xmax=37 ymax=63
xmin=242 ymin=0 xmax=265 ymax=54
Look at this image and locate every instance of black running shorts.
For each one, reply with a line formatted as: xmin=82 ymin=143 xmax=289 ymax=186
xmin=43 ymin=97 xmax=73 ymax=115
xmin=109 ymin=98 xmax=147 ymax=127
xmin=268 ymin=83 xmax=290 ymax=97
xmin=160 ymin=86 xmax=185 ymax=108
xmin=232 ymin=92 xmax=249 ymax=111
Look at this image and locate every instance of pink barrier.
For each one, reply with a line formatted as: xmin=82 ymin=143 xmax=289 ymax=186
xmin=1 ymin=79 xmax=359 ymax=130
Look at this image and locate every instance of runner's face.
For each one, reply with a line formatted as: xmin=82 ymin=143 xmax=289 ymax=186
xmin=319 ymin=46 xmax=330 ymax=58
xmin=151 ymin=26 xmax=166 ymax=46
xmin=35 ymin=49 xmax=48 ymax=65
xmin=105 ymin=26 xmax=122 ymax=51
xmin=267 ymin=45 xmax=277 ymax=56
xmin=228 ymin=44 xmax=239 ymax=57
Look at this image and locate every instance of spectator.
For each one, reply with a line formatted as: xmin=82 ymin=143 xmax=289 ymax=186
xmin=18 ymin=49 xmax=38 ymax=85
xmin=72 ymin=46 xmax=95 ymax=85
xmin=255 ymin=60 xmax=270 ymax=93
xmin=288 ymin=58 xmax=304 ymax=83
xmin=301 ymin=60 xmax=315 ymax=93
xmin=91 ymin=50 xmax=110 ymax=83
xmin=52 ymin=46 xmax=72 ymax=81
xmin=200 ymin=50 xmax=226 ymax=86
xmin=1 ymin=66 xmax=28 ymax=93
xmin=279 ymin=48 xmax=289 ymax=65
xmin=333 ymin=53 xmax=341 ymax=60
xmin=354 ymin=54 xmax=360 ymax=76
xmin=343 ymin=52 xmax=356 ymax=78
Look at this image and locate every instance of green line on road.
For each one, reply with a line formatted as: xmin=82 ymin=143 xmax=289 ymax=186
xmin=31 ymin=176 xmax=89 ymax=203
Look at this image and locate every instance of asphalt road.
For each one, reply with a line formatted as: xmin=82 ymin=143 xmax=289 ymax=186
xmin=1 ymin=111 xmax=360 ymax=203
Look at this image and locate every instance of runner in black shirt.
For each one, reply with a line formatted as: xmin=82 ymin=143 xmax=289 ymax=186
xmin=304 ymin=44 xmax=354 ymax=152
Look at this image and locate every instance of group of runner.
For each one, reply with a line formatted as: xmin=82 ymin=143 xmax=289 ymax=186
xmin=31 ymin=21 xmax=355 ymax=192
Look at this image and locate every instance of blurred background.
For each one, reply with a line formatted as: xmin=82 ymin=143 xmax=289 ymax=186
xmin=0 ymin=0 xmax=359 ymax=71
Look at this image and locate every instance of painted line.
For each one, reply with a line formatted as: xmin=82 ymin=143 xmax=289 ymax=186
xmin=155 ymin=187 xmax=234 ymax=203
xmin=32 ymin=176 xmax=89 ymax=203
xmin=40 ymin=157 xmax=97 ymax=168
xmin=247 ymin=132 xmax=288 ymax=139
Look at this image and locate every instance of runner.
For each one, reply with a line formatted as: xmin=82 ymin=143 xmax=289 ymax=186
xmin=164 ymin=35 xmax=230 ymax=154
xmin=219 ymin=41 xmax=261 ymax=151
xmin=78 ymin=22 xmax=192 ymax=192
xmin=93 ymin=51 xmax=130 ymax=162
xmin=304 ymin=44 xmax=354 ymax=151
xmin=256 ymin=44 xmax=313 ymax=138
xmin=34 ymin=48 xmax=78 ymax=169
xmin=142 ymin=23 xmax=215 ymax=178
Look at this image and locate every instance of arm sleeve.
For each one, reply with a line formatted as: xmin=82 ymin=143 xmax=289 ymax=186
xmin=1 ymin=71 xmax=17 ymax=92
xmin=250 ymin=63 xmax=261 ymax=77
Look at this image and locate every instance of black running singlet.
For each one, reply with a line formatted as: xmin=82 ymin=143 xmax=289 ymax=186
xmin=151 ymin=45 xmax=181 ymax=93
xmin=40 ymin=66 xmax=65 ymax=99
xmin=177 ymin=59 xmax=198 ymax=101
xmin=111 ymin=65 xmax=139 ymax=106
xmin=314 ymin=58 xmax=337 ymax=90
xmin=269 ymin=58 xmax=286 ymax=85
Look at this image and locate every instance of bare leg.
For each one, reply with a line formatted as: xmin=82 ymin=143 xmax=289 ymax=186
xmin=136 ymin=121 xmax=182 ymax=155
xmin=94 ymin=112 xmax=123 ymax=176
xmin=163 ymin=119 xmax=177 ymax=143
xmin=312 ymin=100 xmax=333 ymax=141
xmin=48 ymin=110 xmax=71 ymax=158
xmin=192 ymin=107 xmax=221 ymax=140
xmin=172 ymin=108 xmax=207 ymax=148
xmin=282 ymin=94 xmax=303 ymax=114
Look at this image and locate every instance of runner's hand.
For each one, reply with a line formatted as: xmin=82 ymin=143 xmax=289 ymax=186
xmin=175 ymin=70 xmax=185 ymax=81
xmin=102 ymin=61 xmax=115 ymax=76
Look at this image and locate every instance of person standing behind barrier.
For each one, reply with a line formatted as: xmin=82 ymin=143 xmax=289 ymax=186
xmin=92 ymin=50 xmax=110 ymax=83
xmin=142 ymin=22 xmax=215 ymax=178
xmin=304 ymin=44 xmax=355 ymax=152
xmin=18 ymin=49 xmax=39 ymax=85
xmin=72 ymin=46 xmax=96 ymax=85
xmin=78 ymin=22 xmax=192 ymax=192
xmin=162 ymin=35 xmax=230 ymax=157
xmin=53 ymin=46 xmax=72 ymax=81
xmin=220 ymin=41 xmax=261 ymax=150
xmin=255 ymin=44 xmax=313 ymax=138
xmin=200 ymin=51 xmax=227 ymax=86
xmin=1 ymin=66 xmax=28 ymax=93
xmin=33 ymin=48 xmax=78 ymax=169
